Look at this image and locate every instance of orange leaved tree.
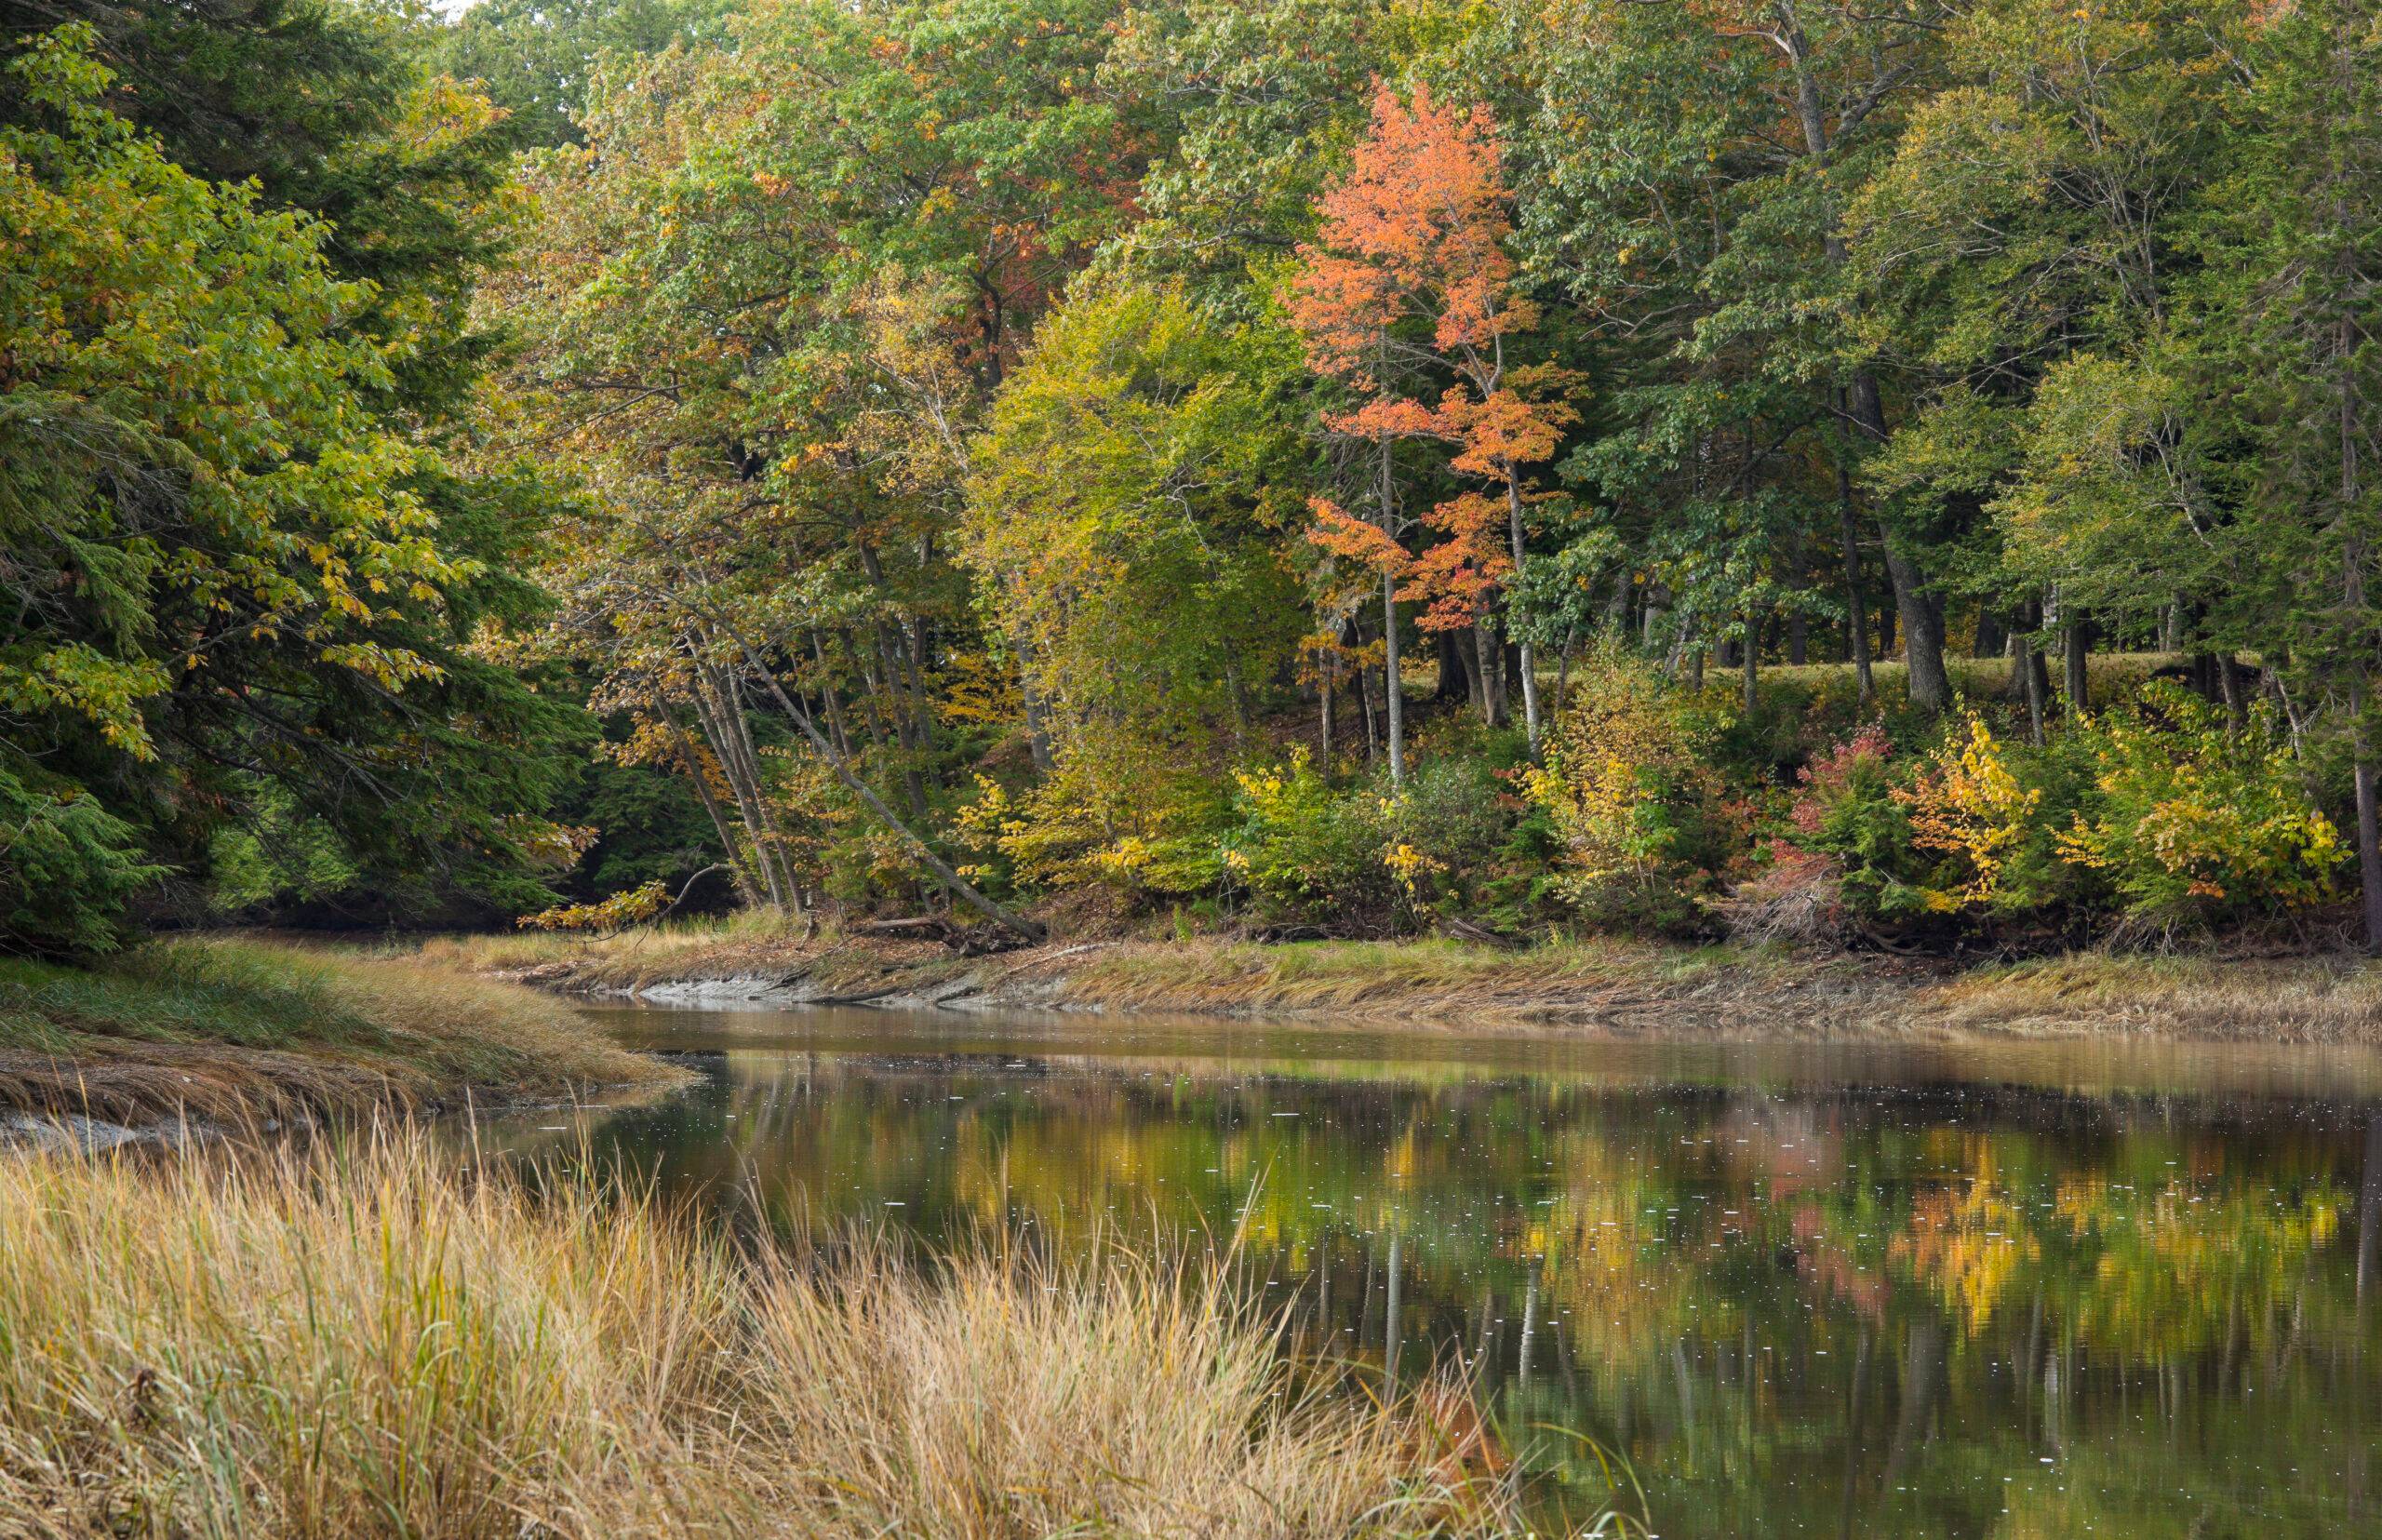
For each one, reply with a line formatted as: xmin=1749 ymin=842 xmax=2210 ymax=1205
xmin=1291 ymin=80 xmax=1572 ymax=762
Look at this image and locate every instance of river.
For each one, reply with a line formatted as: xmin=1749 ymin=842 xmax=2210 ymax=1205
xmin=480 ymin=1004 xmax=2382 ymax=1538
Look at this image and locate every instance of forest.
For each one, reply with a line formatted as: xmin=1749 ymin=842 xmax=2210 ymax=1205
xmin=10 ymin=0 xmax=2382 ymax=963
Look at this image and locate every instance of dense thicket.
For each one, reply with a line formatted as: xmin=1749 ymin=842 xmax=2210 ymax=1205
xmin=1 ymin=4 xmax=577 ymax=949
xmin=9 ymin=0 xmax=2382 ymax=956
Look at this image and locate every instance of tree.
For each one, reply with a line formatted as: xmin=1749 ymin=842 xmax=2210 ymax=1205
xmin=1292 ymin=79 xmax=1569 ymax=759
xmin=1849 ymin=0 xmax=2247 ymax=717
xmin=434 ymin=0 xmax=729 ymax=150
xmin=1 ymin=27 xmax=570 ymax=952
xmin=2207 ymin=0 xmax=2382 ymax=947
xmin=1510 ymin=2 xmax=1953 ymax=710
xmin=966 ymin=281 xmax=1307 ymax=764
xmin=492 ymin=1 xmax=1157 ymax=936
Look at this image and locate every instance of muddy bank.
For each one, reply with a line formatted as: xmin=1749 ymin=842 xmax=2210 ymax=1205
xmin=486 ymin=933 xmax=2382 ymax=1045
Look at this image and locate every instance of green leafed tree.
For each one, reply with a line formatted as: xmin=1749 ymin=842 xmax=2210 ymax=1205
xmin=0 ymin=27 xmax=572 ymax=952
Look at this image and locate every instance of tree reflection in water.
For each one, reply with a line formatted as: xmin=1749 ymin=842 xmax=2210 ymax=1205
xmin=481 ymin=1009 xmax=2382 ymax=1539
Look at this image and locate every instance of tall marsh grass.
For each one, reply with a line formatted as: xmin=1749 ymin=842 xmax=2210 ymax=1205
xmin=0 ymin=939 xmax=681 ymax=1124
xmin=0 ymin=1130 xmax=1522 ymax=1537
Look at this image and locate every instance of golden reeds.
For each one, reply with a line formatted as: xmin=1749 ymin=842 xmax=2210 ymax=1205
xmin=0 ymin=1129 xmax=1523 ymax=1538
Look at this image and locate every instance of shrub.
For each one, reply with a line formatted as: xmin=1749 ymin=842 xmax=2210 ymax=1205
xmin=1220 ymin=752 xmax=1517 ymax=932
xmin=957 ymin=743 xmax=1229 ymax=903
xmin=1379 ymin=757 xmax=1516 ymax=915
xmin=1894 ymin=710 xmax=2073 ymax=916
xmin=1522 ymin=652 xmax=1734 ymax=931
xmin=1786 ymin=725 xmax=1920 ymax=917
xmin=1223 ymin=751 xmax=1404 ymax=928
xmin=2057 ymin=684 xmax=2344 ymax=932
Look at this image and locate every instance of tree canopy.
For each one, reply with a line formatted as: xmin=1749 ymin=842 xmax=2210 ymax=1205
xmin=11 ymin=0 xmax=2382 ymax=955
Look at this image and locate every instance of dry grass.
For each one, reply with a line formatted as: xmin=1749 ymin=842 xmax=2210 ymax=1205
xmin=0 ymin=1130 xmax=1524 ymax=1538
xmin=1041 ymin=938 xmax=2382 ymax=1042
xmin=1050 ymin=936 xmax=1809 ymax=1019
xmin=0 ymin=939 xmax=686 ymax=1128
xmin=416 ymin=909 xmax=846 ymax=989
xmin=442 ymin=912 xmax=2382 ymax=1043
xmin=1920 ymin=950 xmax=2382 ymax=1041
xmin=1752 ymin=649 xmax=2181 ymax=705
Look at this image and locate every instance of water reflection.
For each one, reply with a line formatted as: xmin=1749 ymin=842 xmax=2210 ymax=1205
xmin=481 ymin=1007 xmax=2382 ymax=1538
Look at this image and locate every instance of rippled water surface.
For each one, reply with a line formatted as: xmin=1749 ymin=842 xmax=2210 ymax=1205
xmin=481 ymin=1006 xmax=2382 ymax=1538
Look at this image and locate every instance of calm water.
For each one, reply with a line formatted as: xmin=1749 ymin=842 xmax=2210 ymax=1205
xmin=482 ymin=1006 xmax=2382 ymax=1538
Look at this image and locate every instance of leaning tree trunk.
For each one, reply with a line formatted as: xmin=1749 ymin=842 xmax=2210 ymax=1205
xmin=675 ymin=723 xmax=766 ymax=910
xmin=1503 ymin=469 xmax=1543 ymax=755
xmin=726 ymin=633 xmax=1046 ymax=944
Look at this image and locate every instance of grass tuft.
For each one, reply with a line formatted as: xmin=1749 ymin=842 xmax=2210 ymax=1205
xmin=0 ymin=1129 xmax=1523 ymax=1537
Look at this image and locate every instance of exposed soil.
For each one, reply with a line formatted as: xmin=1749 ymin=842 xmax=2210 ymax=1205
xmin=489 ymin=933 xmax=2382 ymax=1046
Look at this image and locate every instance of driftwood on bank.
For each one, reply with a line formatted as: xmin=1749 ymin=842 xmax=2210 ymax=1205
xmin=849 ymin=916 xmax=1036 ymax=957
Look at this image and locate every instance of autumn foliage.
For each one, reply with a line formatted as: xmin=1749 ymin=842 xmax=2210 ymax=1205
xmin=1290 ymin=82 xmax=1573 ymax=636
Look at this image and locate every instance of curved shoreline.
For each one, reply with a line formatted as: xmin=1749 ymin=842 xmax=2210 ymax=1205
xmin=0 ymin=939 xmax=693 ymax=1145
xmin=475 ymin=933 xmax=2382 ymax=1046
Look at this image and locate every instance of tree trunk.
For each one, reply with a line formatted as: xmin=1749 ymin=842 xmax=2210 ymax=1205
xmin=1742 ymin=612 xmax=1760 ymax=714
xmin=1880 ymin=536 xmax=1948 ymax=712
xmin=676 ymin=723 xmax=766 ymax=910
xmin=1318 ymin=658 xmax=1332 ymax=763
xmin=1358 ymin=655 xmax=1380 ymax=767
xmin=1974 ymin=609 xmax=2006 ymax=661
xmin=1602 ymin=572 xmax=1631 ymax=638
xmin=1503 ymin=470 xmax=1543 ymax=754
xmin=1019 ymin=675 xmax=1055 ymax=772
xmin=1382 ymin=572 xmax=1405 ymax=788
xmin=1378 ymin=435 xmax=1405 ymax=788
xmin=1433 ymin=630 xmax=1466 ymax=705
xmin=1461 ymin=624 xmax=1489 ymax=719
xmin=2063 ymin=615 xmax=2093 ymax=715
xmin=733 ymin=635 xmax=1046 ymax=944
xmin=2217 ymin=653 xmax=2250 ymax=728
xmin=689 ymin=657 xmax=797 ymax=915
xmin=1835 ymin=454 xmax=1876 ymax=708
xmin=1782 ymin=15 xmax=1947 ymax=715
xmin=2018 ymin=599 xmax=2050 ymax=747
xmin=809 ymin=632 xmax=855 ymax=759
xmin=2354 ymin=674 xmax=2382 ymax=954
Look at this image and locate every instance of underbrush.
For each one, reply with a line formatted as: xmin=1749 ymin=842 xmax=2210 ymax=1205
xmin=0 ymin=939 xmax=677 ymax=1125
xmin=0 ymin=1130 xmax=1525 ymax=1538
xmin=488 ymin=649 xmax=2353 ymax=966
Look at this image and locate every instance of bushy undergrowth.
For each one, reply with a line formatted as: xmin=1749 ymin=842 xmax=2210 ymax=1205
xmin=1751 ymin=682 xmax=2345 ymax=944
xmin=912 ymin=652 xmax=2347 ymax=950
xmin=0 ymin=1131 xmax=1521 ymax=1538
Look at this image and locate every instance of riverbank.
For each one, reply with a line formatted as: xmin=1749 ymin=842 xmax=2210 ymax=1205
xmin=0 ymin=938 xmax=688 ymax=1138
xmin=0 ymin=1129 xmax=1521 ymax=1537
xmin=429 ymin=924 xmax=2382 ymax=1044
